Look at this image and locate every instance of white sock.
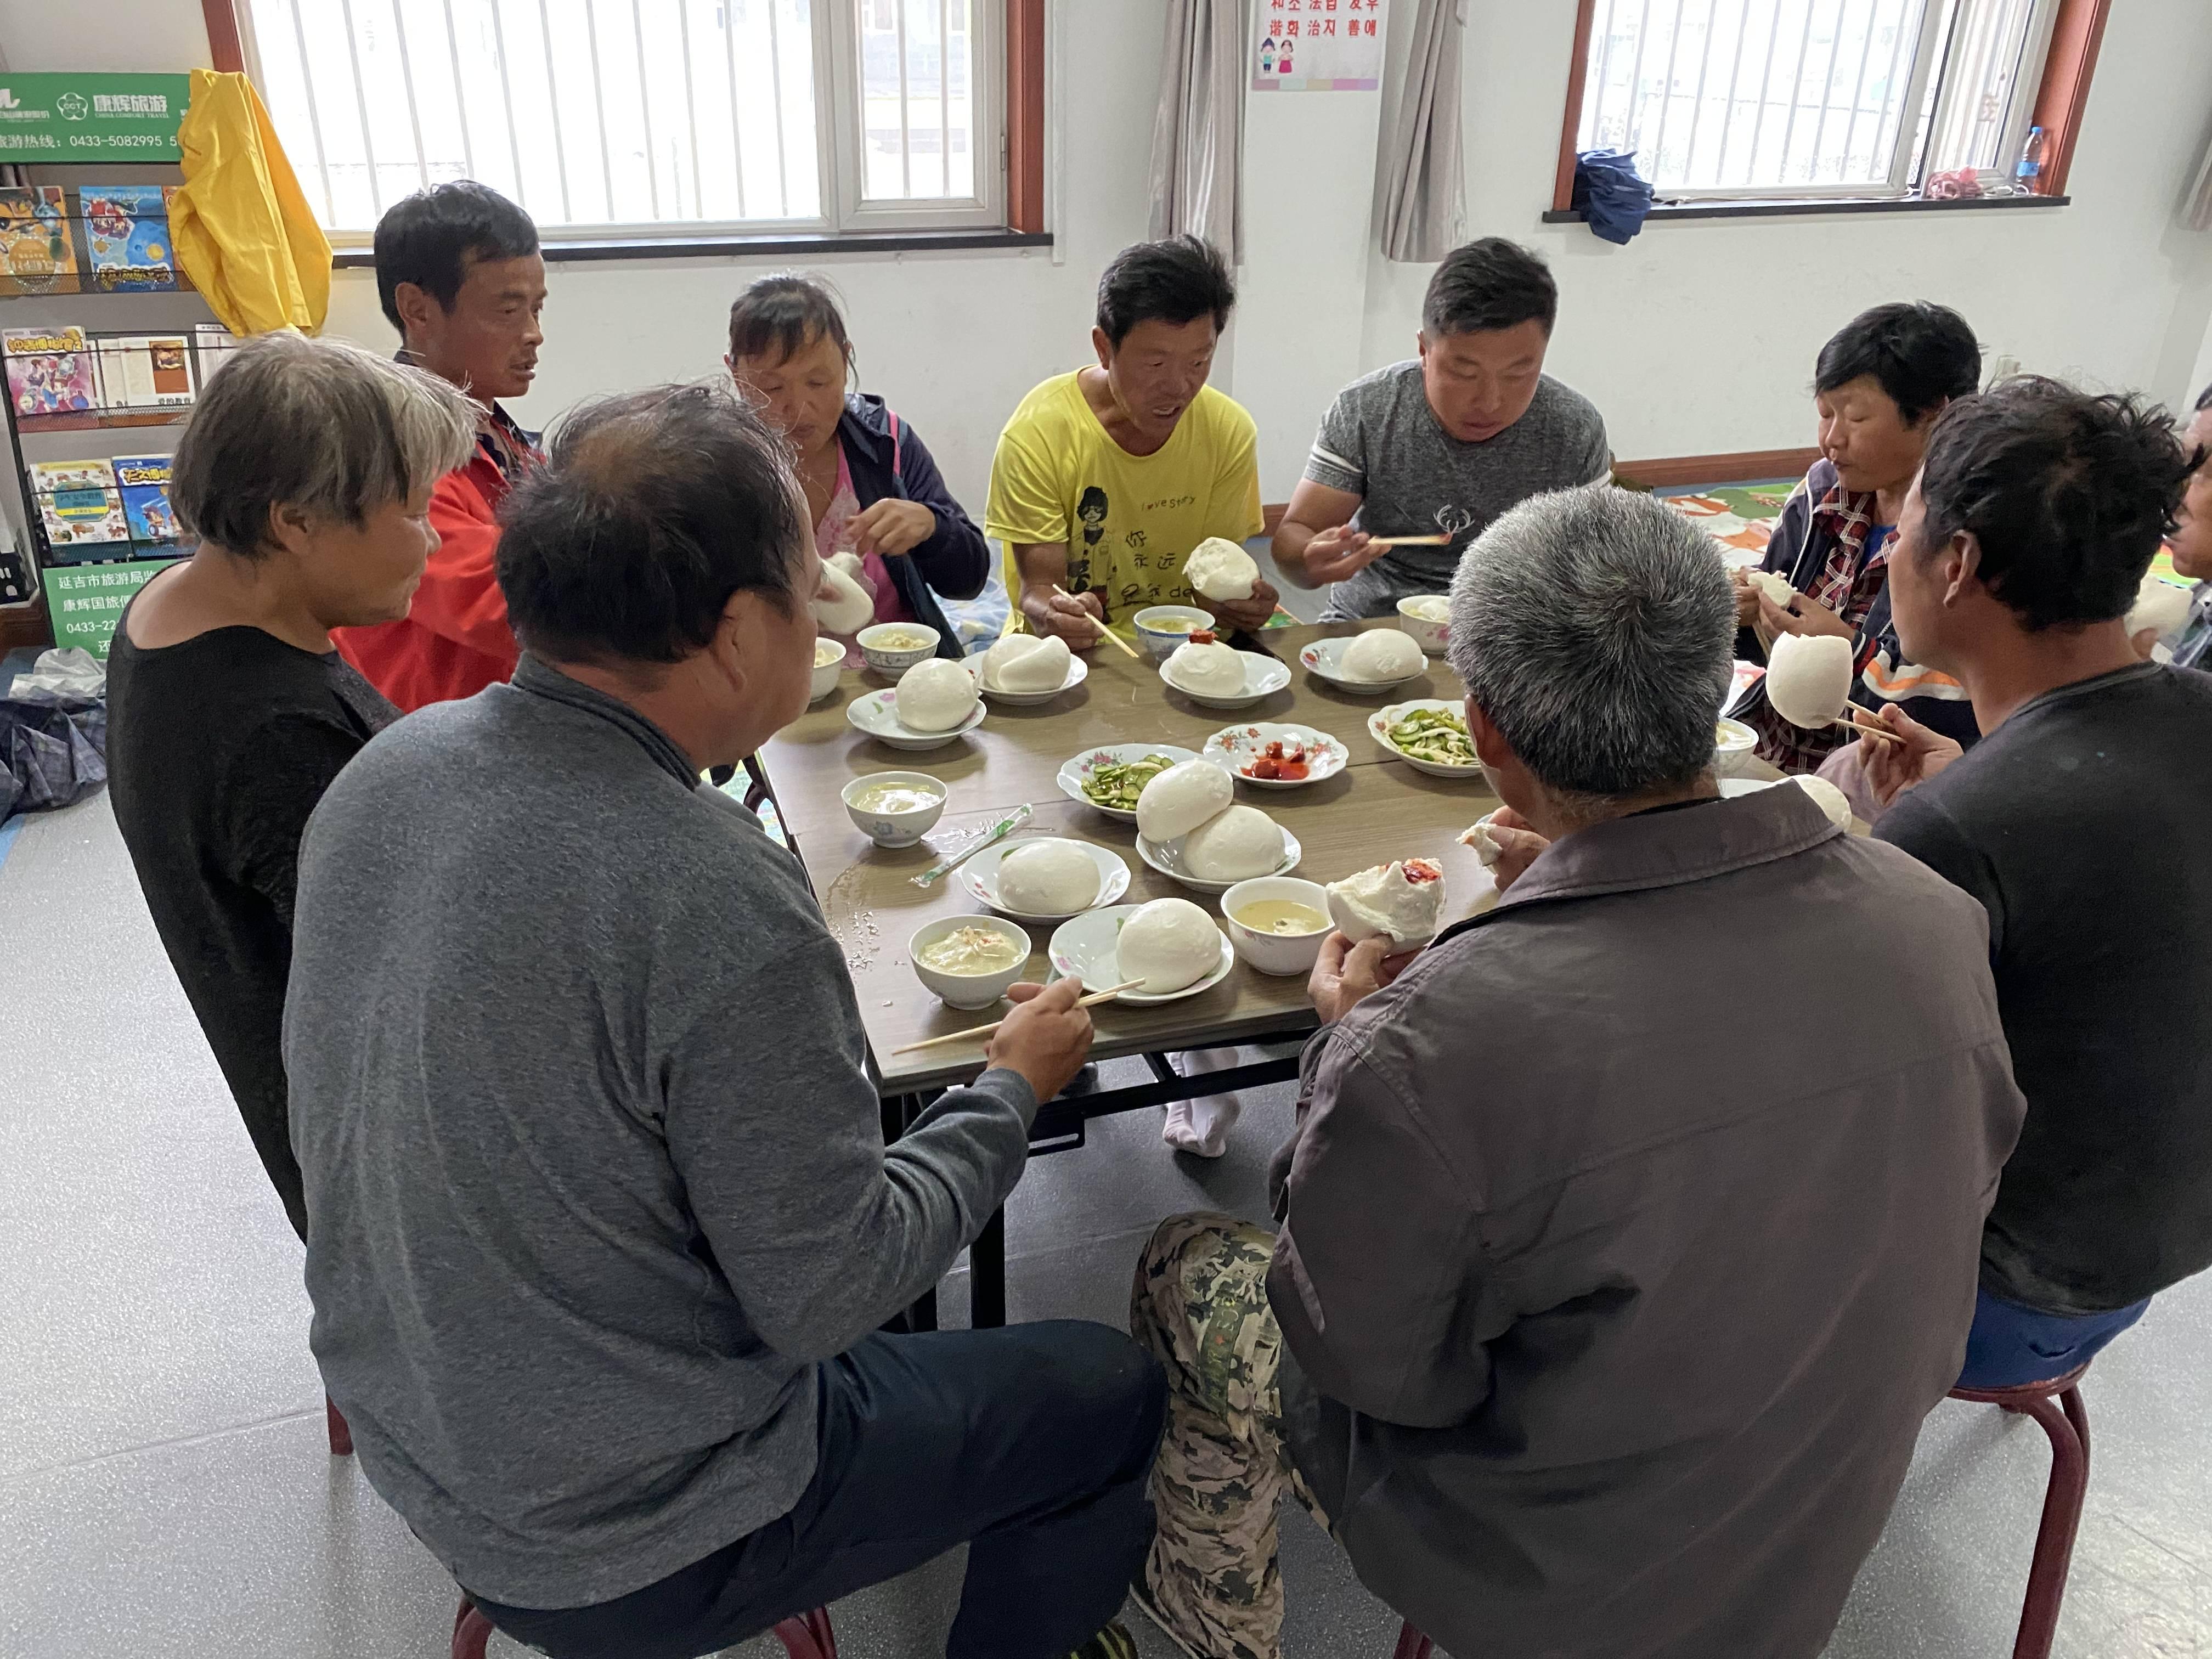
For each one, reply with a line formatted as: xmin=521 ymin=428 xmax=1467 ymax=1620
xmin=1162 ymin=1049 xmax=1244 ymax=1157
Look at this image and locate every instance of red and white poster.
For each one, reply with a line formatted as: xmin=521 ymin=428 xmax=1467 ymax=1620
xmin=1253 ymin=0 xmax=1386 ymax=92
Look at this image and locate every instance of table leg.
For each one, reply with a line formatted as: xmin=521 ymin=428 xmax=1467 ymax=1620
xmin=971 ymin=1206 xmax=1007 ymax=1329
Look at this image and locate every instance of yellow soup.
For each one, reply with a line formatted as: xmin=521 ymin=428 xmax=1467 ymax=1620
xmin=918 ymin=926 xmax=1025 ymax=974
xmin=1233 ymin=900 xmax=1328 ymax=937
xmin=870 ymin=628 xmax=934 ymax=651
xmin=851 ymin=784 xmax=942 ymax=814
xmin=815 ymin=640 xmax=847 ymax=668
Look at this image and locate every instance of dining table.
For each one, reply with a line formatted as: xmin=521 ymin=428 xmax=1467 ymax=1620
xmin=754 ymin=616 xmax=1782 ymax=1327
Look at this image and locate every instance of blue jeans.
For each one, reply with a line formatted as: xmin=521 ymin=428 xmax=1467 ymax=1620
xmin=475 ymin=1322 xmax=1167 ymax=1659
xmin=1956 ymin=1286 xmax=2151 ymax=1390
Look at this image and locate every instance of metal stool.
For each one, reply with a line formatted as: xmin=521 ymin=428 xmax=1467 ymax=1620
xmin=451 ymin=1598 xmax=836 ymax=1659
xmin=1949 ymin=1363 xmax=2092 ymax=1659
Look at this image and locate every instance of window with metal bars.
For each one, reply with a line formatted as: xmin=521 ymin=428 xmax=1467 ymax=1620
xmin=234 ymin=0 xmax=1000 ymax=241
xmin=1573 ymin=0 xmax=2063 ymax=200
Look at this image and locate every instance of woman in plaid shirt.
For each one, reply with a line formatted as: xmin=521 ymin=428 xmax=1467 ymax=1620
xmin=1731 ymin=302 xmax=1984 ymax=773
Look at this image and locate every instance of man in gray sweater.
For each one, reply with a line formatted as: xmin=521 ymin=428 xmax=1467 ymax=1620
xmin=286 ymin=382 xmax=1163 ymax=1659
xmin=1131 ymin=487 xmax=2025 ymax=1659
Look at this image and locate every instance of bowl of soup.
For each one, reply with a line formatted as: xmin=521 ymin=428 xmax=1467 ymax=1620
xmin=1220 ymin=876 xmax=1335 ymax=977
xmin=1132 ymin=606 xmax=1216 ymax=662
xmin=842 ymin=770 xmax=947 ymax=848
xmin=1395 ymin=593 xmax=1452 ymax=655
xmin=857 ymin=622 xmax=942 ymax=680
xmin=810 ymin=637 xmax=847 ymax=703
xmin=907 ymin=915 xmax=1034 ymax=1010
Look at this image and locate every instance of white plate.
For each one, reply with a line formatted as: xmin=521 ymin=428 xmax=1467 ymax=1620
xmin=1367 ymin=699 xmax=1486 ymax=779
xmin=958 ymin=838 xmax=1131 ymax=922
xmin=1201 ymin=723 xmax=1347 ymax=789
xmin=972 ymin=651 xmax=1090 ymax=706
xmin=845 ymin=686 xmax=987 ymax=751
xmin=1301 ymin=635 xmax=1426 ymax=696
xmin=1055 ymin=743 xmax=1201 ymax=822
xmin=1136 ymin=825 xmax=1304 ymax=895
xmin=1158 ymin=650 xmax=1292 ymax=710
xmin=1048 ymin=904 xmax=1237 ymax=1005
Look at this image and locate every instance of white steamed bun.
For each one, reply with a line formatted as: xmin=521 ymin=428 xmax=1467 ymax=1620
xmin=982 ymin=633 xmax=1072 ymax=693
xmin=1790 ymin=774 xmax=1854 ymax=830
xmin=1340 ymin=629 xmax=1424 ymax=682
xmin=1181 ymin=804 xmax=1285 ymax=881
xmin=1166 ymin=639 xmax=1248 ymax=697
xmin=813 ymin=552 xmax=876 ymax=635
xmin=1744 ymin=568 xmax=1797 ymax=608
xmin=2125 ymin=573 xmax=2193 ymax=641
xmin=1765 ymin=632 xmax=1854 ymax=729
xmin=1325 ymin=859 xmax=1446 ymax=949
xmin=1115 ymin=898 xmax=1222 ymax=994
xmin=894 ymin=657 xmax=979 ymax=732
xmin=1135 ymin=759 xmax=1233 ymax=844
xmin=1184 ymin=537 xmax=1260 ymax=602
xmin=997 ymin=839 xmax=1101 ymax=913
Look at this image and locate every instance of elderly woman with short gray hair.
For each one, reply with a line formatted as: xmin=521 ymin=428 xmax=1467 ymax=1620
xmin=107 ymin=331 xmax=477 ymax=1244
xmin=1126 ymin=484 xmax=2025 ymax=1659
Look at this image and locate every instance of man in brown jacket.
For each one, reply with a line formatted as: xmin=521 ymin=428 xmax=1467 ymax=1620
xmin=1129 ymin=485 xmax=2025 ymax=1659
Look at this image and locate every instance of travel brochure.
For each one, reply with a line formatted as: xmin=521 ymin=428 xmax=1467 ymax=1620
xmin=0 ymin=183 xmax=183 ymax=296
xmin=4 ymin=324 xmax=234 ymax=418
xmin=25 ymin=454 xmax=181 ymax=560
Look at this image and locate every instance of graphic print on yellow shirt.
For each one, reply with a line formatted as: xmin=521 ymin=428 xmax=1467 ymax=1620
xmin=986 ymin=371 xmax=1264 ymax=637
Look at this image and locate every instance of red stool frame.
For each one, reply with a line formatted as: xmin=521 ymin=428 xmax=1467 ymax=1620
xmin=451 ymin=1598 xmax=836 ymax=1659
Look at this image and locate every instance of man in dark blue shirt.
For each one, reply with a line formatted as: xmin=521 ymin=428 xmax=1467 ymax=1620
xmin=1866 ymin=377 xmax=2212 ymax=1387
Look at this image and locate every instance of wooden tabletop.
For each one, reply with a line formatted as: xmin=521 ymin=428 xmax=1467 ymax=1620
xmin=759 ymin=619 xmax=1507 ymax=1093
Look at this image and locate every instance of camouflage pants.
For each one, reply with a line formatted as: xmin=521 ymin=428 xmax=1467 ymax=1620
xmin=1128 ymin=1214 xmax=1323 ymax=1659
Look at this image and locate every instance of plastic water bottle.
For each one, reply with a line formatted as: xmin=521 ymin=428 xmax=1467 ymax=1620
xmin=2016 ymin=126 xmax=2046 ymax=190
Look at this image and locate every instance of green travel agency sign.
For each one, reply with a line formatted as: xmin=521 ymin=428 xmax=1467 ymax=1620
xmin=0 ymin=74 xmax=189 ymax=161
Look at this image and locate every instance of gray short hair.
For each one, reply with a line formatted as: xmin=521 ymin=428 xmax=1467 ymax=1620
xmin=169 ymin=332 xmax=478 ymax=558
xmin=1447 ymin=486 xmax=1735 ymax=801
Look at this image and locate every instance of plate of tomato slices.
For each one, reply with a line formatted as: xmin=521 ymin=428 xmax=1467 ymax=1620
xmin=1200 ymin=723 xmax=1346 ymax=789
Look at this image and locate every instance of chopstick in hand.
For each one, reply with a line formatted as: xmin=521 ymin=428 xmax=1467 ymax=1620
xmin=1050 ymin=584 xmax=1143 ymax=659
xmin=1364 ymin=533 xmax=1452 ymax=546
xmin=891 ymin=980 xmax=1146 ymax=1055
xmin=1833 ymin=712 xmax=1904 ymax=747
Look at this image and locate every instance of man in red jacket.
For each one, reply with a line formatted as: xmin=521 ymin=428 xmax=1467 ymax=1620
xmin=336 ymin=182 xmax=545 ymax=711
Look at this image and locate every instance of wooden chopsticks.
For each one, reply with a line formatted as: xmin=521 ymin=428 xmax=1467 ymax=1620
xmin=1051 ymin=584 xmax=1143 ymax=659
xmin=890 ymin=980 xmax=1146 ymax=1054
xmin=1363 ymin=533 xmax=1452 ymax=546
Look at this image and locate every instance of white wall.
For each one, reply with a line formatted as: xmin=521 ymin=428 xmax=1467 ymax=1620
xmin=13 ymin=0 xmax=2212 ymax=507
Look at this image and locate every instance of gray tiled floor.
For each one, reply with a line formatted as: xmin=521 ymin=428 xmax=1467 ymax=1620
xmin=3 ymin=791 xmax=2208 ymax=1659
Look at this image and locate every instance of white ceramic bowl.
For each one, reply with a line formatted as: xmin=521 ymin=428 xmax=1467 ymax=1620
xmin=856 ymin=622 xmax=941 ymax=680
xmin=840 ymin=770 xmax=947 ymax=848
xmin=1054 ymin=743 xmax=1202 ymax=822
xmin=1200 ymin=723 xmax=1347 ymax=789
xmin=1300 ymin=634 xmax=1428 ymax=696
xmin=809 ymin=640 xmax=847 ymax=703
xmin=845 ymin=686 xmax=986 ymax=751
xmin=1136 ymin=824 xmax=1303 ymax=895
xmin=1367 ymin=699 xmax=1487 ymax=780
xmin=1395 ymin=595 xmax=1452 ymax=655
xmin=1714 ymin=716 xmax=1759 ymax=775
xmin=1132 ymin=605 xmax=1217 ymax=662
xmin=958 ymin=837 xmax=1131 ymax=922
xmin=974 ymin=648 xmax=1090 ymax=706
xmin=1219 ymin=877 xmax=1334 ymax=977
xmin=1048 ymin=904 xmax=1236 ymax=1005
xmin=1158 ymin=650 xmax=1293 ymax=710
xmin=907 ymin=915 xmax=1034 ymax=1011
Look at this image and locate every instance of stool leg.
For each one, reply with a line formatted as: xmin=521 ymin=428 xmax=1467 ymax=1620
xmin=452 ymin=1598 xmax=495 ymax=1659
xmin=773 ymin=1608 xmax=837 ymax=1659
xmin=325 ymin=1396 xmax=353 ymax=1457
xmin=2008 ymin=1387 xmax=2091 ymax=1659
xmin=1391 ymin=1621 xmax=1433 ymax=1659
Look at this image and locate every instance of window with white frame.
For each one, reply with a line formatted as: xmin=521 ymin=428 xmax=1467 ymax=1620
xmin=237 ymin=0 xmax=1001 ymax=241
xmin=1573 ymin=0 xmax=2063 ymax=200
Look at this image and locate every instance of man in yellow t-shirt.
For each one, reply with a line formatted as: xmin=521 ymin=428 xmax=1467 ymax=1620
xmin=988 ymin=235 xmax=1274 ymax=646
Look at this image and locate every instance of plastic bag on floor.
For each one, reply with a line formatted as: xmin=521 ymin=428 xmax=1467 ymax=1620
xmin=2 ymin=681 xmax=108 ymax=821
xmin=8 ymin=646 xmax=105 ymax=700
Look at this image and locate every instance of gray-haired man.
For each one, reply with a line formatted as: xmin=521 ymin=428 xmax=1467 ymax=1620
xmin=1130 ymin=486 xmax=2026 ymax=1659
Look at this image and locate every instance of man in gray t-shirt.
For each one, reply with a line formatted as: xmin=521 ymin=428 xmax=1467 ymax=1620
xmin=1274 ymin=238 xmax=1610 ymax=620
